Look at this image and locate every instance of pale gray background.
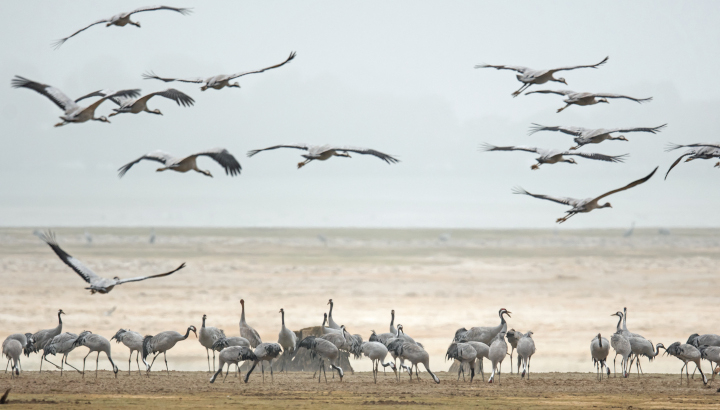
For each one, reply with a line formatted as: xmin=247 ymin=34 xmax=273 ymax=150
xmin=2 ymin=0 xmax=719 ymax=228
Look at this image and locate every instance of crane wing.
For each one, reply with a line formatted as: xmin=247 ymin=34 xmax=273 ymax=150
xmin=37 ymin=231 xmax=101 ymax=284
xmin=228 ymin=51 xmax=297 ymax=80
xmin=136 ymin=88 xmax=195 ymax=107
xmin=115 ymin=263 xmax=186 ymax=285
xmin=528 ymin=124 xmax=587 ymax=136
xmin=665 ymin=142 xmax=720 ymax=152
xmin=74 ymin=89 xmax=142 ymax=105
xmin=142 ymin=71 xmax=206 ymax=84
xmin=331 ymin=146 xmax=400 ymax=164
xmin=51 ymin=18 xmax=110 ymax=49
xmin=595 ymin=167 xmax=658 ymax=201
xmin=512 ymin=187 xmax=581 ymax=207
xmin=525 ymin=89 xmax=574 ymax=97
xmin=664 ymin=151 xmax=695 ymax=180
xmin=192 ymin=148 xmax=242 ymax=176
xmin=549 ymin=56 xmax=609 ymax=73
xmin=125 ymin=5 xmax=193 ymax=17
xmin=605 ymin=124 xmax=667 ymax=135
xmin=117 ymin=151 xmax=175 ymax=178
xmin=593 ymin=93 xmax=653 ymax=103
xmin=563 ymin=152 xmax=628 ymax=163
xmin=246 ymin=144 xmax=309 ymax=157
xmin=473 ymin=64 xmax=529 ymax=73
xmin=12 ymin=76 xmax=78 ymax=113
xmin=480 ymin=143 xmax=538 ymax=153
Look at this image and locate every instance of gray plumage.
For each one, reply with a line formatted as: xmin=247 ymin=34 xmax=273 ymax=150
xmin=12 ymin=76 xmax=140 ymax=127
xmin=30 ymin=309 xmax=64 ymax=372
xmin=610 ymin=332 xmax=631 ymax=379
xmin=43 ymin=332 xmax=82 ymax=375
xmin=277 ymin=308 xmax=297 ymax=354
xmin=209 ymin=346 xmax=257 ymax=383
xmin=143 ymin=51 xmax=296 ymax=91
xmin=687 ymin=333 xmax=720 ymax=348
xmin=247 ymin=143 xmax=399 ymax=169
xmin=360 ymin=341 xmax=396 ymax=383
xmin=211 ymin=336 xmax=251 ymax=351
xmin=526 ymin=89 xmax=653 ymax=113
xmin=664 ymin=341 xmax=707 ymax=385
xmin=481 ymin=143 xmax=627 ymax=170
xmin=38 ymin=230 xmax=185 ymax=294
xmin=118 ymin=148 xmax=241 ymax=178
xmin=3 ymin=334 xmax=32 ymax=373
xmin=529 ymin=123 xmax=667 ymax=150
xmin=111 ymin=329 xmax=144 ymax=375
xmin=487 ymin=326 xmax=508 ymax=384
xmin=475 ymin=56 xmax=608 ymax=97
xmin=513 ymin=167 xmax=658 ymax=224
xmin=199 ymin=314 xmax=225 ymax=373
xmin=505 ymin=329 xmax=522 ymax=374
xmin=627 ymin=338 xmax=663 ymax=376
xmin=298 ymin=336 xmax=344 ymax=383
xmin=387 ymin=340 xmax=439 ymax=384
xmin=239 ymin=299 xmax=262 ymax=348
xmin=74 ymin=88 xmax=194 ymax=117
xmin=590 ymin=333 xmax=610 ymax=381
xmin=463 ymin=340 xmax=489 ymax=382
xmin=72 ymin=331 xmax=119 ymax=378
xmin=621 ymin=308 xmax=645 ymax=339
xmin=664 ymin=145 xmax=720 ymax=180
xmin=446 ymin=342 xmax=477 ymax=382
xmin=244 ymin=343 xmax=283 ymax=383
xmin=52 ymin=6 xmax=192 ymax=49
xmin=2 ymin=340 xmax=21 ymax=378
xmin=517 ymin=331 xmax=536 ymax=379
xmin=454 ymin=308 xmax=511 ymax=345
xmin=698 ymin=345 xmax=720 ymax=383
xmin=142 ymin=326 xmax=197 ymax=376
xmin=389 ymin=310 xmax=396 ymax=334
xmin=327 ymin=299 xmax=341 ymax=329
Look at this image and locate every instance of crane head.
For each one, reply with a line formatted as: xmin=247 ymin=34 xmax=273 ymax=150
xmin=189 ymin=325 xmax=198 ymax=338
xmin=58 ymin=309 xmax=65 ymax=316
xmin=327 ymin=299 xmax=333 ymax=306
xmin=279 ymin=308 xmax=284 ymax=314
xmin=597 ymin=98 xmax=609 ymax=104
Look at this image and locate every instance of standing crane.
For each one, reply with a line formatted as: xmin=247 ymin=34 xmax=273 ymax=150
xmin=3 ymin=334 xmax=32 ymax=373
xmin=30 ymin=309 xmax=65 ymax=372
xmin=199 ymin=315 xmax=225 ymax=373
xmin=244 ymin=343 xmax=283 ymax=383
xmin=387 ymin=340 xmax=440 ymax=384
xmin=446 ymin=342 xmax=477 ymax=382
xmin=142 ymin=326 xmax=197 ymax=376
xmin=239 ymin=299 xmax=262 ymax=348
xmin=517 ymin=331 xmax=536 ymax=379
xmin=43 ymin=332 xmax=82 ymax=375
xmin=454 ymin=308 xmax=511 ymax=345
xmin=72 ymin=331 xmax=119 ymax=379
xmin=298 ymin=336 xmax=344 ymax=383
xmin=110 ymin=329 xmax=144 ymax=375
xmin=2 ymin=340 xmax=21 ymax=379
xmin=277 ymin=308 xmax=298 ymax=372
xmin=664 ymin=342 xmax=708 ymax=385
xmin=590 ymin=333 xmax=611 ymax=380
xmin=209 ymin=347 xmax=257 ymax=384
xmin=488 ymin=329 xmax=508 ymax=384
xmin=360 ymin=341 xmax=397 ymax=383
xmin=327 ymin=299 xmax=341 ymax=329
xmin=506 ymin=329 xmax=523 ymax=374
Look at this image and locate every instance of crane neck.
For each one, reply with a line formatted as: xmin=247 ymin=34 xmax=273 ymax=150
xmin=615 ymin=314 xmax=623 ymax=332
xmin=322 ymin=314 xmax=327 ymax=328
xmin=182 ymin=327 xmax=192 ymax=340
xmin=328 ymin=301 xmax=334 ymax=318
xmin=202 ymin=316 xmax=206 ymax=328
xmin=598 ymin=335 xmax=603 ymax=349
xmin=281 ymin=310 xmax=285 ymax=326
xmin=58 ymin=311 xmax=63 ymax=325
xmin=240 ymin=303 xmax=246 ymax=323
xmin=390 ymin=312 xmax=394 ymax=327
xmin=622 ymin=308 xmax=628 ymax=331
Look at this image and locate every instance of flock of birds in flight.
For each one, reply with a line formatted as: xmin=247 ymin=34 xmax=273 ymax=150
xmin=11 ymin=5 xmax=720 ymax=223
xmin=4 ymin=3 xmax=720 ymax=387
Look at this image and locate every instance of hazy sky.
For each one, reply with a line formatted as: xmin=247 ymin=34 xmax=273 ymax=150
xmin=2 ymin=1 xmax=720 ymax=228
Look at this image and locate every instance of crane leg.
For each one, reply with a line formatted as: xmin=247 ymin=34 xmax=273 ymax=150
xmin=63 ymin=355 xmax=80 ymax=374
xmin=206 ymin=348 xmax=211 ymax=373
xmin=224 ymin=364 xmax=230 ymax=383
xmin=128 ymin=353 xmax=132 ymax=375
xmin=556 ymin=104 xmax=570 ymax=113
xmin=509 ymin=348 xmax=514 ymax=374
xmin=528 ymin=357 xmax=531 ymax=380
xmin=480 ymin=359 xmax=485 ymax=382
xmin=318 ymin=361 xmax=322 ymax=383
xmin=323 ymin=361 xmax=328 ymax=383
xmin=82 ymin=351 xmax=91 ymax=378
xmin=5 ymin=358 xmax=9 ymax=373
xmin=470 ymin=361 xmax=475 ymax=383
xmin=212 ymin=350 xmax=216 ymax=373
xmin=136 ymin=351 xmax=141 ymax=375
xmin=261 ymin=361 xmax=265 ymax=383
xmin=164 ymin=352 xmax=169 ymax=376
xmin=679 ymin=362 xmax=686 ymax=385
xmin=148 ymin=353 xmax=160 ymax=373
xmin=270 ymin=361 xmax=274 ymax=383
xmin=96 ymin=352 xmax=100 ymax=378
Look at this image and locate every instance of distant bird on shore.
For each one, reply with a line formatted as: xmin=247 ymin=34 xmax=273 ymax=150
xmin=72 ymin=331 xmax=119 ymax=379
xmin=74 ymin=88 xmax=194 ymax=117
xmin=111 ymin=329 xmax=144 ymax=375
xmin=11 ymin=76 xmax=139 ymax=127
xmin=142 ymin=326 xmax=197 ymax=375
xmin=475 ymin=56 xmax=608 ymax=97
xmin=199 ymin=315 xmax=225 ymax=373
xmin=143 ymin=52 xmax=296 ymax=91
xmin=454 ymin=308 xmax=511 ymax=346
xmin=38 ymin=231 xmax=185 ymax=294
xmin=247 ymin=144 xmax=399 ymax=169
xmin=591 ymin=333 xmax=611 ymax=381
xmin=209 ymin=346 xmax=257 ymax=383
xmin=664 ymin=143 xmax=720 ymax=179
xmin=529 ymin=124 xmax=667 ymax=150
xmin=526 ymin=90 xmax=652 ymax=113
xmin=52 ymin=6 xmax=192 ymax=49
xmin=239 ymin=299 xmax=262 ymax=348
xmin=118 ymin=148 xmax=241 ymax=178
xmin=664 ymin=341 xmax=708 ymax=385
xmin=513 ymin=167 xmax=658 ymax=224
xmin=481 ymin=144 xmax=627 ymax=170
xmin=30 ymin=310 xmax=64 ymax=372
